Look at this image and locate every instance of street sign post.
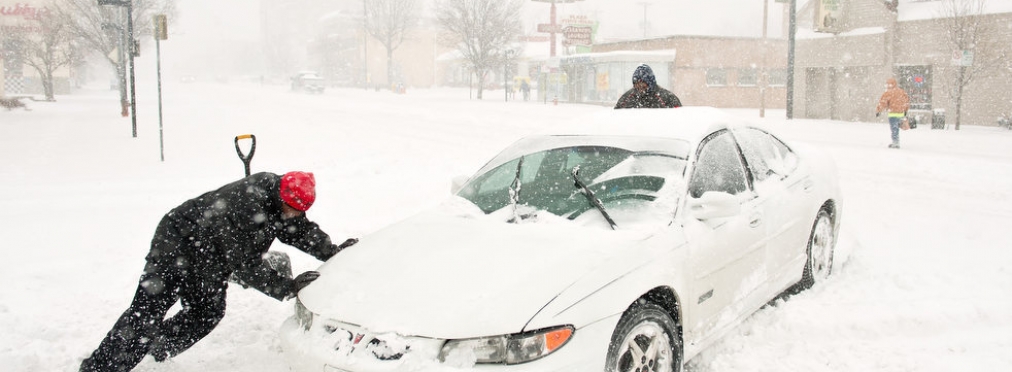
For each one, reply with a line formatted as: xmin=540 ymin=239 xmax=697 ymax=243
xmin=154 ymin=14 xmax=167 ymax=161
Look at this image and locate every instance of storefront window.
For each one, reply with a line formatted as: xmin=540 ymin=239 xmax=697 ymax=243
xmin=768 ymin=69 xmax=787 ymax=86
xmin=706 ymin=68 xmax=727 ymax=86
xmin=738 ymin=69 xmax=757 ymax=86
xmin=896 ymin=65 xmax=932 ymax=111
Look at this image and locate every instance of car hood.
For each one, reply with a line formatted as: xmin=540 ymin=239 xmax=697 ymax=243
xmin=299 ymin=199 xmax=655 ymax=339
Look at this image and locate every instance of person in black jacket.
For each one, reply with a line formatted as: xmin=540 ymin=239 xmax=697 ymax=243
xmin=80 ymin=171 xmax=357 ymax=372
xmin=614 ymin=64 xmax=682 ymax=109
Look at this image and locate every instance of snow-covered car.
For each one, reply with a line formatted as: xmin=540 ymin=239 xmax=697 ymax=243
xmin=280 ymin=107 xmax=842 ymax=372
xmin=291 ymin=71 xmax=325 ymax=94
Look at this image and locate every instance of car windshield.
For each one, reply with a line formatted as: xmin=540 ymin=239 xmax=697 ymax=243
xmin=457 ymin=136 xmax=690 ymax=229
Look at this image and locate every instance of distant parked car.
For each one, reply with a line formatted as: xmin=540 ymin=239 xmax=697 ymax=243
xmin=280 ymin=107 xmax=843 ymax=372
xmin=291 ymin=71 xmax=325 ymax=94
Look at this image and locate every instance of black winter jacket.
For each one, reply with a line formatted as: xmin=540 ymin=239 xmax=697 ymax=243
xmin=146 ymin=172 xmax=344 ymax=300
xmin=614 ymin=87 xmax=682 ymax=109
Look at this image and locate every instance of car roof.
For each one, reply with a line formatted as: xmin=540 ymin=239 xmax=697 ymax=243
xmin=537 ymin=106 xmax=738 ymax=145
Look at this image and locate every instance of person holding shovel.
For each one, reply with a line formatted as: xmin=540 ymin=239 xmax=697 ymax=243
xmin=80 ymin=171 xmax=358 ymax=372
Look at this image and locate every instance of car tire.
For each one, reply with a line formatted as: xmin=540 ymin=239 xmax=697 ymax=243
xmin=605 ymin=301 xmax=682 ymax=372
xmin=799 ymin=209 xmax=835 ymax=290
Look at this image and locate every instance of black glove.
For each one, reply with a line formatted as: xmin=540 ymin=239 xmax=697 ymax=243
xmin=875 ymin=112 xmax=881 ymax=117
xmin=292 ymin=271 xmax=321 ymax=296
xmin=338 ymin=238 xmax=359 ymax=250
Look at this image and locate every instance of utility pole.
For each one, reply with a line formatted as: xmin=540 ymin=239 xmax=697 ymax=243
xmin=786 ymin=0 xmax=797 ymax=120
xmin=638 ymin=2 xmax=651 ymax=38
xmin=101 ymin=22 xmax=128 ymax=118
xmin=363 ymin=0 xmax=369 ymax=88
xmin=760 ymin=0 xmax=769 ymax=118
xmin=98 ymin=0 xmax=137 ymax=137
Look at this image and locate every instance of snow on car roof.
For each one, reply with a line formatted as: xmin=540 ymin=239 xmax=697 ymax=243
xmin=539 ymin=106 xmax=737 ymax=144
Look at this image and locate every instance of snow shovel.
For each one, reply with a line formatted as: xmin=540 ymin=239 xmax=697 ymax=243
xmin=234 ymin=134 xmax=256 ymax=177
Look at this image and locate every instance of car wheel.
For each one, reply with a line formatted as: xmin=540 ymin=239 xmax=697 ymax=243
xmin=605 ymin=302 xmax=681 ymax=372
xmin=799 ymin=209 xmax=834 ymax=290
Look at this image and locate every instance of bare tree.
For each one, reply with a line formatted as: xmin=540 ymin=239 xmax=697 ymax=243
xmin=435 ymin=0 xmax=523 ymax=99
xmin=55 ymin=0 xmax=175 ymax=112
xmin=365 ymin=0 xmax=420 ymax=88
xmin=937 ymin=0 xmax=1001 ymax=129
xmin=6 ymin=9 xmax=80 ymax=101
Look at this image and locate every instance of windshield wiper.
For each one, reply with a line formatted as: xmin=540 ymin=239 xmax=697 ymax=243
xmin=571 ymin=165 xmax=617 ymax=230
xmin=508 ymin=156 xmax=524 ymax=223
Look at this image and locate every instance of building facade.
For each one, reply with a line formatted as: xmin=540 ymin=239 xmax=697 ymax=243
xmin=1 ymin=0 xmax=73 ymax=97
xmin=795 ymin=0 xmax=1012 ymax=126
xmin=531 ymin=0 xmax=1010 ymax=126
xmin=591 ymin=36 xmax=788 ymax=110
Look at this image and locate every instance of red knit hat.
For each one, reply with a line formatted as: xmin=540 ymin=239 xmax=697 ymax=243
xmin=280 ymin=171 xmax=316 ymax=211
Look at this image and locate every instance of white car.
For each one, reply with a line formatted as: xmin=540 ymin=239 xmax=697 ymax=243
xmin=280 ymin=107 xmax=842 ymax=372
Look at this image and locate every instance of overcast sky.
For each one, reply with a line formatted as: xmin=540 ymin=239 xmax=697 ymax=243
xmin=161 ymin=0 xmax=790 ymax=77
xmin=172 ymin=0 xmax=790 ymax=44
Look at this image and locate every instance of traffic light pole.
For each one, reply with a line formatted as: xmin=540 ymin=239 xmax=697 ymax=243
xmin=99 ymin=0 xmax=137 ymax=137
xmin=126 ymin=2 xmax=137 ymax=137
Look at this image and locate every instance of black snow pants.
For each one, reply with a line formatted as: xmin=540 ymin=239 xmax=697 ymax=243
xmin=79 ymin=218 xmax=231 ymax=372
xmin=79 ymin=268 xmax=228 ymax=372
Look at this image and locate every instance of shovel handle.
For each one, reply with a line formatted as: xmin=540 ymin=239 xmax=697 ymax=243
xmin=234 ymin=134 xmax=256 ymax=177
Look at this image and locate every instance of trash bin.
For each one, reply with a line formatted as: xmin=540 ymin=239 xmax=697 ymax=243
xmin=908 ymin=109 xmax=930 ymax=129
xmin=932 ymin=108 xmax=946 ymax=129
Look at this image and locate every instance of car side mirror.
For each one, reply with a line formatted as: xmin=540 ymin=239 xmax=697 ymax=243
xmin=687 ymin=191 xmax=741 ymax=220
xmin=450 ymin=175 xmax=469 ymax=195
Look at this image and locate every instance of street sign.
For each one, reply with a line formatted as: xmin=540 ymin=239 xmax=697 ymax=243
xmin=537 ymin=23 xmax=562 ymax=33
xmin=951 ymin=50 xmax=973 ymax=66
xmin=562 ymin=25 xmax=592 ymax=46
xmin=154 ymin=14 xmax=167 ymax=40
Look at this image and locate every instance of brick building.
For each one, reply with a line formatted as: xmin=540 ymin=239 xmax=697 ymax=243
xmin=793 ymin=0 xmax=1012 ymax=126
xmin=534 ymin=0 xmax=1011 ymax=126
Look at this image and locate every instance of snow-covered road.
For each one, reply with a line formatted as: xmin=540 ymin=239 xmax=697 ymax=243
xmin=1 ymin=82 xmax=1010 ymax=372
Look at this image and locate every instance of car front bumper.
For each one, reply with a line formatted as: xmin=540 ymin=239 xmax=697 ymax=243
xmin=279 ymin=314 xmax=620 ymax=372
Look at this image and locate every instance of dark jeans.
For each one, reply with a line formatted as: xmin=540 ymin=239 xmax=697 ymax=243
xmin=80 ymin=267 xmax=228 ymax=372
xmin=889 ymin=116 xmax=902 ymax=144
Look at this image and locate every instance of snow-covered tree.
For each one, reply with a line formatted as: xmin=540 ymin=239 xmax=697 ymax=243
xmin=5 ymin=9 xmax=80 ymax=101
xmin=365 ymin=0 xmax=420 ymax=88
xmin=55 ymin=0 xmax=175 ymax=112
xmin=435 ymin=0 xmax=523 ymax=99
xmin=936 ymin=0 xmax=1001 ymax=129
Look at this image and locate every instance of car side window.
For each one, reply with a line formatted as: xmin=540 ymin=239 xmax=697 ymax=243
xmin=767 ymin=135 xmax=798 ymax=176
xmin=688 ymin=131 xmax=749 ymax=198
xmin=736 ymin=128 xmax=798 ymax=180
xmin=734 ymin=128 xmax=774 ymax=182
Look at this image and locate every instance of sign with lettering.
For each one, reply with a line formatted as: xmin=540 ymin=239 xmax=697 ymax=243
xmin=0 ymin=3 xmax=47 ymax=20
xmin=537 ymin=23 xmax=562 ymax=34
xmin=814 ymin=0 xmax=843 ymax=33
xmin=951 ymin=50 xmax=973 ymax=66
xmin=562 ymin=26 xmax=592 ymax=46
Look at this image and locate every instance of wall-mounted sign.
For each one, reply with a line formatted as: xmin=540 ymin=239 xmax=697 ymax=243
xmin=951 ymin=50 xmax=973 ymax=67
xmin=814 ymin=0 xmax=843 ymax=33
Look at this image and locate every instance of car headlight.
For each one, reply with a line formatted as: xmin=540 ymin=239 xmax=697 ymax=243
xmin=294 ymin=298 xmax=314 ymax=331
xmin=438 ymin=325 xmax=574 ymax=365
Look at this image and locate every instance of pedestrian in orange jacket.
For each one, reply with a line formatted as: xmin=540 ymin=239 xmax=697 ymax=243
xmin=876 ymin=77 xmax=910 ymax=149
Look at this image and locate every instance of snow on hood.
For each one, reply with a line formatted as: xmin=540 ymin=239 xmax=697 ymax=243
xmin=299 ymin=198 xmax=654 ymax=339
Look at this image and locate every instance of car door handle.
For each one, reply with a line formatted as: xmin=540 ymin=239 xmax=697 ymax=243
xmin=749 ymin=213 xmax=762 ymax=228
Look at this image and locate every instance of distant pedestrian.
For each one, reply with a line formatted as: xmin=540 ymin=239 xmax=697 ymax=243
xmin=615 ymin=64 xmax=682 ymax=109
xmin=875 ymin=77 xmax=910 ymax=149
xmin=80 ymin=171 xmax=358 ymax=372
xmin=521 ymin=80 xmax=531 ymax=101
